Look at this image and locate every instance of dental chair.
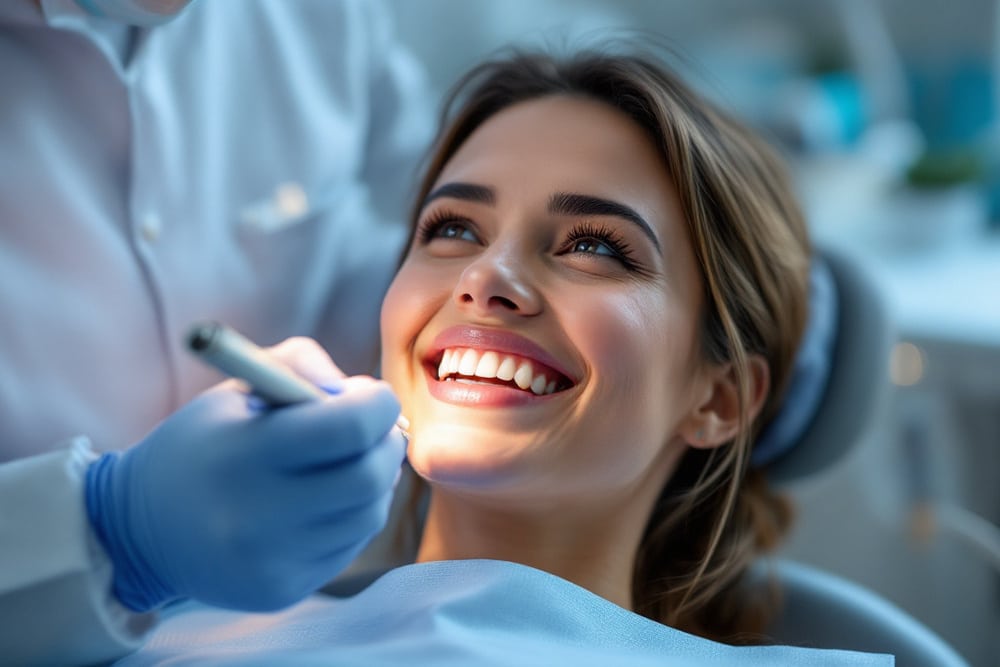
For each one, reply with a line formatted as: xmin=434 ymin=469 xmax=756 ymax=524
xmin=754 ymin=246 xmax=969 ymax=666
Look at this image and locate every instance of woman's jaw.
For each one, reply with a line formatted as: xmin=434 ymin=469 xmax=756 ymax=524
xmin=400 ymin=321 xmax=591 ymax=496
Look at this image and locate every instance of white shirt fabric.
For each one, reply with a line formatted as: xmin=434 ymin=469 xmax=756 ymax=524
xmin=0 ymin=0 xmax=432 ymax=662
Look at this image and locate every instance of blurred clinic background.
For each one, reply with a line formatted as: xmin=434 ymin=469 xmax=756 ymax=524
xmin=385 ymin=0 xmax=1000 ymax=664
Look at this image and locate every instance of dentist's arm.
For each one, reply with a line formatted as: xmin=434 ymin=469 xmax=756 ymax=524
xmin=0 ymin=440 xmax=152 ymax=666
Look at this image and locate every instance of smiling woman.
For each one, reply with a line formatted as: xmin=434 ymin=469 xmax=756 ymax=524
xmin=379 ymin=46 xmax=811 ymax=643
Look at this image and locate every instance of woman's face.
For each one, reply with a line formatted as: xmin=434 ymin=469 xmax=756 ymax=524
xmin=381 ymin=95 xmax=709 ymax=504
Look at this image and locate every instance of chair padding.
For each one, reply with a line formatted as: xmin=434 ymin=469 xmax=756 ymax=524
xmin=761 ymin=559 xmax=970 ymax=667
xmin=765 ymin=247 xmax=896 ymax=484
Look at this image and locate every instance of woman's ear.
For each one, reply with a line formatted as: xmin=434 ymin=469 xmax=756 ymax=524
xmin=680 ymin=355 xmax=770 ymax=449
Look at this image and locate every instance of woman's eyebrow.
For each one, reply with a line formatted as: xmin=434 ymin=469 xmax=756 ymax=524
xmin=549 ymin=192 xmax=661 ymax=252
xmin=422 ymin=182 xmax=495 ymax=208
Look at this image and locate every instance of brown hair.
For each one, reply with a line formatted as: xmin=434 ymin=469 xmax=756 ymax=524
xmin=403 ymin=46 xmax=810 ymax=642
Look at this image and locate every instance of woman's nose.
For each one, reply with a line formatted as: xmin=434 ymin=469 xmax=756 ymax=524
xmin=453 ymin=246 xmax=542 ymax=317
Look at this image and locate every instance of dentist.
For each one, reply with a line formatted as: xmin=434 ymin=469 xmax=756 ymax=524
xmin=0 ymin=0 xmax=431 ymax=663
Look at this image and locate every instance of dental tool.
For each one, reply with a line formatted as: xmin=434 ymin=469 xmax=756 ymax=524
xmin=186 ymin=321 xmax=409 ymax=438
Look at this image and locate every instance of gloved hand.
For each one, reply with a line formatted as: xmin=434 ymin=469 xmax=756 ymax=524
xmin=85 ymin=337 xmax=406 ymax=613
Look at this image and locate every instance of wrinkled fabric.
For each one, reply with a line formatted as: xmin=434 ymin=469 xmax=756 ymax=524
xmin=118 ymin=559 xmax=892 ymax=666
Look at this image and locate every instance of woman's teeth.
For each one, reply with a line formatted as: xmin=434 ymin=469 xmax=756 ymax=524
xmin=437 ymin=348 xmax=560 ymax=395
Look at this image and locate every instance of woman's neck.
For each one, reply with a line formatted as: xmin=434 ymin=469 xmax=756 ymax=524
xmin=415 ymin=450 xmax=681 ymax=610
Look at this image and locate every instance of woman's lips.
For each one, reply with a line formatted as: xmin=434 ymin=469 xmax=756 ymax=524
xmin=422 ymin=326 xmax=577 ymax=407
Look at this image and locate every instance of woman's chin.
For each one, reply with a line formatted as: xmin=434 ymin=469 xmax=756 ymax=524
xmin=407 ymin=421 xmax=528 ymax=488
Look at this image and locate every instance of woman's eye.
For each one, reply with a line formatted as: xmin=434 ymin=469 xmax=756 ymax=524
xmin=434 ymin=222 xmax=478 ymax=242
xmin=416 ymin=212 xmax=482 ymax=247
xmin=570 ymin=238 xmax=617 ymax=257
xmin=559 ymin=222 xmax=642 ymax=272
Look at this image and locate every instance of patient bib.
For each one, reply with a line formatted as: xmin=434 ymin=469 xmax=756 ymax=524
xmin=116 ymin=559 xmax=892 ymax=666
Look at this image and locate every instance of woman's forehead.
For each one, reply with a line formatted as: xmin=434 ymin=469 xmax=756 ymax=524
xmin=434 ymin=96 xmax=685 ymax=241
xmin=441 ymin=95 xmax=662 ymax=183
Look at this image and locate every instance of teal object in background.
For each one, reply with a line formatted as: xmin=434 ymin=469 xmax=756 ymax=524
xmin=908 ymin=61 xmax=993 ymax=151
xmin=817 ymin=71 xmax=868 ymax=146
xmin=906 ymin=60 xmax=1000 ymax=227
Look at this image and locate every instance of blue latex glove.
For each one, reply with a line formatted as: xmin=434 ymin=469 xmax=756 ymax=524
xmin=85 ymin=338 xmax=407 ymax=613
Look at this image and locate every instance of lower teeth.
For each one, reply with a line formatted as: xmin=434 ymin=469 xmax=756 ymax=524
xmin=446 ymin=377 xmax=525 ymax=391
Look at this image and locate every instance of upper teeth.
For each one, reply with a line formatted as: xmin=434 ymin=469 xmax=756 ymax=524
xmin=437 ymin=348 xmax=560 ymax=396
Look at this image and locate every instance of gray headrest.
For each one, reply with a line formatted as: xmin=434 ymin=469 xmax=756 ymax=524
xmin=763 ymin=246 xmax=896 ymax=484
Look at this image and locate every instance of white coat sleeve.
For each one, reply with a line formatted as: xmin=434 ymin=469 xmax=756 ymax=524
xmin=0 ymin=438 xmax=155 ymax=665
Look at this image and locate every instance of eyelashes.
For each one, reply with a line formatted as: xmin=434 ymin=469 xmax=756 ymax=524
xmin=560 ymin=221 xmax=638 ymax=268
xmin=415 ymin=208 xmax=644 ymax=273
xmin=415 ymin=208 xmax=476 ymax=245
